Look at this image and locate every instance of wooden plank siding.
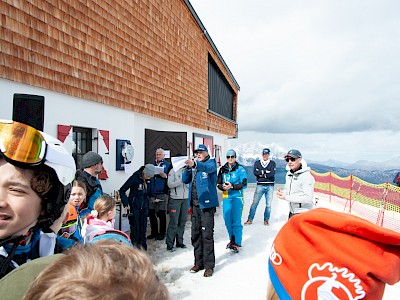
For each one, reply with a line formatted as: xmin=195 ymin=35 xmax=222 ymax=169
xmin=0 ymin=0 xmax=238 ymax=136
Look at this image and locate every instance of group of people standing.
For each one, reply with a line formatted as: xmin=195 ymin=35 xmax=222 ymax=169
xmin=118 ymin=148 xmax=188 ymax=252
xmin=119 ymin=143 xmax=317 ymax=278
xmin=0 ymin=118 xmax=316 ymax=283
xmin=119 ymin=144 xmax=219 ymax=277
xmin=2 ymin=120 xmax=399 ymax=299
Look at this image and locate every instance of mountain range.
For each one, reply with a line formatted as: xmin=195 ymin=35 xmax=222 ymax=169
xmin=232 ymin=142 xmax=400 ymax=184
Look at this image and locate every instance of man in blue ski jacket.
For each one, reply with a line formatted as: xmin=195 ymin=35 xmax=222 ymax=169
xmin=183 ymin=144 xmax=218 ymax=278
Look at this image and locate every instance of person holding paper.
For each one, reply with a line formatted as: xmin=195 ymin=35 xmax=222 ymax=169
xmin=171 ymin=155 xmax=188 ymax=172
xmin=166 ymin=153 xmax=189 ymax=252
xmin=183 ymin=144 xmax=219 ymax=277
xmin=148 ymin=148 xmax=171 ymax=240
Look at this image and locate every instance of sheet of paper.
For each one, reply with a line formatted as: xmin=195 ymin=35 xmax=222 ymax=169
xmin=154 ymin=166 xmax=165 ymax=174
xmin=124 ymin=163 xmax=133 ymax=174
xmin=171 ymin=156 xmax=188 ymax=172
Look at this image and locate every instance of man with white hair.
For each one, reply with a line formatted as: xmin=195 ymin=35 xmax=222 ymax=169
xmin=148 ymin=148 xmax=171 ymax=240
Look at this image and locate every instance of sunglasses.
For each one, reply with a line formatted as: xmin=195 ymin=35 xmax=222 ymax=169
xmin=285 ymin=157 xmax=297 ymax=162
xmin=0 ymin=120 xmax=46 ymax=167
xmin=226 ymin=156 xmax=236 ymax=159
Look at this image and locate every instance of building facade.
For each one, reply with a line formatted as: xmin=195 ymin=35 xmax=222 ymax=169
xmin=0 ymin=0 xmax=240 ymax=194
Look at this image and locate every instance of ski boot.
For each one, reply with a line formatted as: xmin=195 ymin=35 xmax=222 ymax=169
xmin=227 ymin=235 xmax=240 ymax=253
xmin=229 ymin=244 xmax=240 ymax=253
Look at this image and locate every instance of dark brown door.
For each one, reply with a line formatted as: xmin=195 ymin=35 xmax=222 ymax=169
xmin=145 ymin=129 xmax=187 ymax=164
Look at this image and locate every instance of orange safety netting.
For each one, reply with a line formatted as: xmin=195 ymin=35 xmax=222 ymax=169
xmin=311 ymin=170 xmax=400 ymax=232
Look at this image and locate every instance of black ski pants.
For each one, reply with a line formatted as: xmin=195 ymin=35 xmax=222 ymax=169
xmin=148 ymin=194 xmax=167 ymax=236
xmin=191 ymin=205 xmax=216 ymax=269
xmin=128 ymin=207 xmax=148 ymax=250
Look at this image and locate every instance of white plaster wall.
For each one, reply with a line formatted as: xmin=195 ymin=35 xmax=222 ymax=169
xmin=0 ymin=78 xmax=232 ymax=194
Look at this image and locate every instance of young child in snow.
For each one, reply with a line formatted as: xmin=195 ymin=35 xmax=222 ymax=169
xmin=81 ymin=195 xmax=116 ymax=243
xmin=0 ymin=120 xmax=75 ymax=279
xmin=58 ymin=180 xmax=87 ymax=246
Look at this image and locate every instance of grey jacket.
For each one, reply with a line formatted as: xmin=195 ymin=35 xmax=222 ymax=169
xmin=168 ymin=167 xmax=189 ymax=200
xmin=284 ymin=159 xmax=315 ymax=214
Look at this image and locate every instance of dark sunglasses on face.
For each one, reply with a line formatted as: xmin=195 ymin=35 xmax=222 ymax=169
xmin=226 ymin=156 xmax=236 ymax=159
xmin=285 ymin=157 xmax=297 ymax=162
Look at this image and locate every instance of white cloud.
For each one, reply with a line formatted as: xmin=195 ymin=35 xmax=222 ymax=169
xmin=190 ymin=0 xmax=400 ymax=163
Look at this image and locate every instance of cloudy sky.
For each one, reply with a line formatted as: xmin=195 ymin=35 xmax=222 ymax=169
xmin=190 ymin=0 xmax=400 ymax=163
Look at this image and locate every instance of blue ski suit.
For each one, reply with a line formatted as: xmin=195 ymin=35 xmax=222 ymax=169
xmin=217 ymin=162 xmax=247 ymax=246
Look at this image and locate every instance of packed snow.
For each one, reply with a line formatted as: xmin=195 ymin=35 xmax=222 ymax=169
xmin=141 ymin=184 xmax=399 ymax=300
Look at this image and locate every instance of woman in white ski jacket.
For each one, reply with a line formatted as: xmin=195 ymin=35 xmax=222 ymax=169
xmin=276 ymin=149 xmax=315 ymax=219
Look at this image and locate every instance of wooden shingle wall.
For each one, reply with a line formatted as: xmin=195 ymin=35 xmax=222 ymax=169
xmin=0 ymin=0 xmax=238 ymax=136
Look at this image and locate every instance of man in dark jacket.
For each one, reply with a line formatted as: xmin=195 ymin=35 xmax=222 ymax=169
xmin=245 ymin=148 xmax=276 ymax=226
xmin=183 ymin=144 xmax=218 ymax=277
xmin=148 ymin=148 xmax=171 ymax=241
xmin=75 ymin=151 xmax=104 ymax=211
xmin=119 ymin=164 xmax=155 ymax=250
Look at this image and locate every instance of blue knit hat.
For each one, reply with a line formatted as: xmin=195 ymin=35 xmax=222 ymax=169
xmin=226 ymin=149 xmax=236 ymax=157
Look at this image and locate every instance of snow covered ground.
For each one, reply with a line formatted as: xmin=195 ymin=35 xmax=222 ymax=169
xmin=145 ymin=184 xmax=399 ymax=300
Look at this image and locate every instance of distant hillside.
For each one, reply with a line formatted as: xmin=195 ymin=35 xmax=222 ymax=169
xmin=308 ymin=162 xmax=398 ymax=184
xmin=234 ymin=142 xmax=399 ymax=185
xmin=240 ymin=159 xmax=398 ymax=185
xmin=315 ymin=156 xmax=400 ymax=171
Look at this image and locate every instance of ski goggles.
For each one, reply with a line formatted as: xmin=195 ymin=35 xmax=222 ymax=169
xmin=59 ymin=219 xmax=78 ymax=238
xmin=0 ymin=120 xmax=46 ymax=167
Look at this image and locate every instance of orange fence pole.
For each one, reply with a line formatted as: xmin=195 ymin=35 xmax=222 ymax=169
xmin=329 ymin=172 xmax=332 ymax=202
xmin=349 ymin=175 xmax=353 ymax=213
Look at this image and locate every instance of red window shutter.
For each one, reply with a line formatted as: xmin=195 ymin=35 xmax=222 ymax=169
xmin=57 ymin=125 xmax=72 ymax=143
xmin=98 ymin=166 xmax=109 ymax=180
xmin=99 ymin=130 xmax=110 ymax=152
xmin=98 ymin=130 xmax=110 ymax=180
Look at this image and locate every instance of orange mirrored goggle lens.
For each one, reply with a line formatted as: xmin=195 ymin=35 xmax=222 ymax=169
xmin=0 ymin=121 xmax=46 ymax=165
